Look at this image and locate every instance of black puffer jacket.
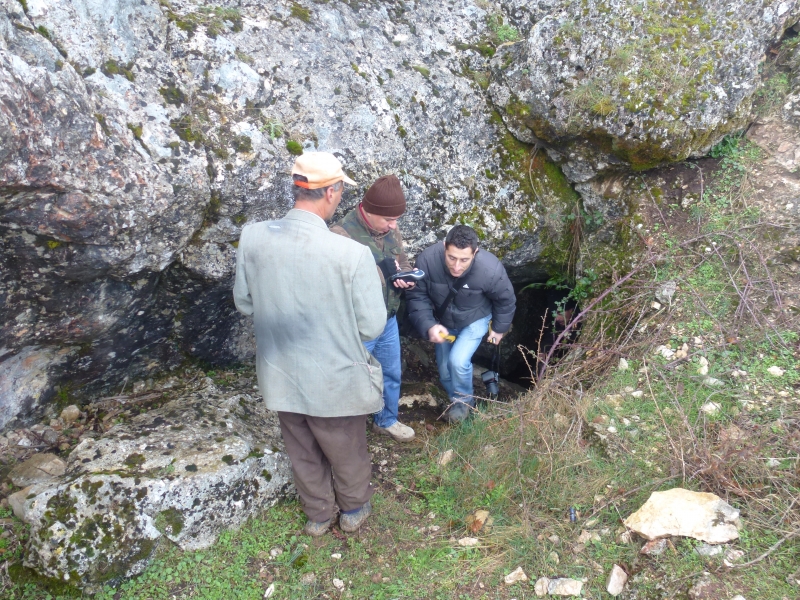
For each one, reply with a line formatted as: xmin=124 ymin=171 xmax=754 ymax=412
xmin=406 ymin=242 xmax=516 ymax=336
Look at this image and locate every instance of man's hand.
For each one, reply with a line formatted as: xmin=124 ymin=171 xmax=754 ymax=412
xmin=392 ymin=279 xmax=415 ymax=289
xmin=428 ymin=324 xmax=450 ymax=344
xmin=487 ymin=329 xmax=505 ymax=345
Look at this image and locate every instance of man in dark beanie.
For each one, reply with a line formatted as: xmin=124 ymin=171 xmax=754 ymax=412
xmin=330 ymin=175 xmax=416 ymax=442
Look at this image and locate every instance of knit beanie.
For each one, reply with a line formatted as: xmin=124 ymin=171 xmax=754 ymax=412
xmin=361 ymin=174 xmax=406 ymax=217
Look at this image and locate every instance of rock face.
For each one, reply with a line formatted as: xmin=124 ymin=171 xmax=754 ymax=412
xmin=624 ymin=488 xmax=741 ymax=544
xmin=3 ymin=0 xmax=797 ymax=427
xmin=0 ymin=0 xmax=599 ymax=427
xmin=0 ymin=346 xmax=72 ymax=430
xmin=13 ymin=380 xmax=293 ymax=587
xmin=490 ymin=0 xmax=800 ymax=183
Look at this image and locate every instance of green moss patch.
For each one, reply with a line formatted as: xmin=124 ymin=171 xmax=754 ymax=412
xmin=290 ymin=2 xmax=311 ymax=23
xmin=155 ymin=508 xmax=184 ymax=536
xmin=285 ymin=140 xmax=303 ymax=156
xmin=102 ymin=59 xmax=135 ymax=82
xmin=159 ymin=85 xmax=186 ymax=106
xmin=124 ymin=453 xmax=146 ymax=469
xmin=162 ymin=5 xmax=243 ymax=38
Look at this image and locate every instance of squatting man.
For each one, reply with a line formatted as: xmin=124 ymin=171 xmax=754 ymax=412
xmin=407 ymin=225 xmax=516 ymax=423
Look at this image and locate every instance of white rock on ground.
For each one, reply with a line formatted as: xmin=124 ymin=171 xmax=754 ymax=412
xmin=767 ymin=366 xmax=785 ymax=376
xmin=548 ymin=578 xmax=584 ymax=596
xmin=534 ymin=577 xmax=550 ymax=597
xmin=655 ymin=281 xmax=677 ymax=305
xmin=8 ymin=486 xmax=31 ymax=520
xmin=618 ymin=358 xmax=629 ymax=371
xmin=457 ymin=537 xmax=479 ymax=547
xmin=606 ymin=564 xmax=628 ymax=596
xmin=655 ymin=345 xmax=675 ymax=359
xmin=15 ymin=381 xmax=294 ymax=589
xmin=701 ymin=402 xmax=722 ymax=415
xmin=437 ymin=449 xmax=454 ymax=467
xmin=640 ymin=538 xmax=668 ymax=555
xmin=504 ymin=566 xmax=528 ymax=584
xmin=724 ymin=549 xmax=745 ymax=566
xmin=624 ymin=488 xmax=740 ymax=543
xmin=698 ymin=356 xmax=710 ymax=376
xmin=9 ymin=453 xmax=67 ymax=487
xmin=577 ymin=529 xmax=601 ymax=543
xmin=60 ymin=405 xmax=82 ymax=424
xmin=696 ymin=543 xmax=724 ymax=556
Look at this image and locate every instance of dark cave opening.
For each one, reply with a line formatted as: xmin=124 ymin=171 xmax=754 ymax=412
xmin=472 ymin=283 xmax=581 ymax=388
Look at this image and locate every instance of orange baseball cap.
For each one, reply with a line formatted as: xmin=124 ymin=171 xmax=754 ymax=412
xmin=291 ymin=152 xmax=356 ymax=189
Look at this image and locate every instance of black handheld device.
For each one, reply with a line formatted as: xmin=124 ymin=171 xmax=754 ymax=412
xmin=389 ymin=269 xmax=425 ymax=283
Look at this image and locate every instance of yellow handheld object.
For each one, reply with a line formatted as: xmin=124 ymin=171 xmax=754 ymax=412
xmin=439 ymin=331 xmax=456 ymax=343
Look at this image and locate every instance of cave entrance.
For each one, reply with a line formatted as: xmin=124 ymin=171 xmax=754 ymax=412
xmin=473 ymin=283 xmax=580 ymax=388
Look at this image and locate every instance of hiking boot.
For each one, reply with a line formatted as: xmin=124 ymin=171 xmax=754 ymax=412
xmin=443 ymin=401 xmax=473 ymax=423
xmin=303 ymin=517 xmax=334 ymax=537
xmin=339 ymin=501 xmax=372 ymax=533
xmin=373 ymin=421 xmax=416 ymax=442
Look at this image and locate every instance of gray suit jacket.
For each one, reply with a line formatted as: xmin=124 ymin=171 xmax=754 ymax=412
xmin=233 ymin=209 xmax=386 ymax=416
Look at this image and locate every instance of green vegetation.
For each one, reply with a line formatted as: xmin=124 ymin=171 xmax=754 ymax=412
xmin=486 ymin=13 xmax=519 ymax=44
xmin=233 ymin=135 xmax=253 ymax=154
xmin=126 ymin=123 xmax=143 ymax=140
xmin=412 ymin=65 xmax=430 ymax=78
xmin=170 ymin=114 xmax=204 ymax=145
xmin=160 ymin=4 xmax=243 ymax=38
xmin=35 ymin=25 xmax=51 ymax=40
xmin=753 ymin=72 xmax=791 ymax=118
xmin=159 ymin=85 xmax=186 ymax=107
xmin=290 ymin=2 xmax=311 ymax=23
xmin=285 ymin=140 xmax=303 ymax=156
xmin=101 ymin=59 xmax=135 ymax=82
xmin=260 ymin=118 xmax=284 ymax=139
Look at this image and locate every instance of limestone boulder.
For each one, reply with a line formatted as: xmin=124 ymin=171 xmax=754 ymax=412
xmin=0 ymin=346 xmax=73 ymax=430
xmin=624 ymin=488 xmax=741 ymax=544
xmin=9 ymin=452 xmax=66 ymax=487
xmin=1 ymin=0 xmax=617 ymax=426
xmin=14 ymin=380 xmax=294 ymax=588
xmin=490 ymin=0 xmax=800 ymax=184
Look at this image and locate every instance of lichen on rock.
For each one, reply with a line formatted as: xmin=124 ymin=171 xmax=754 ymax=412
xmin=15 ymin=379 xmax=293 ymax=588
xmin=490 ymin=0 xmax=800 ymax=182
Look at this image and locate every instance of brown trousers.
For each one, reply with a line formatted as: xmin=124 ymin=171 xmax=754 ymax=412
xmin=277 ymin=412 xmax=374 ymax=522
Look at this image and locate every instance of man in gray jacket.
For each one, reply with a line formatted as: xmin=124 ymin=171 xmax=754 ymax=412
xmin=406 ymin=225 xmax=516 ymax=423
xmin=233 ymin=152 xmax=386 ymax=536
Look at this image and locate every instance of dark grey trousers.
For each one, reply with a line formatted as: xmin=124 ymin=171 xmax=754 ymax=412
xmin=277 ymin=412 xmax=374 ymax=523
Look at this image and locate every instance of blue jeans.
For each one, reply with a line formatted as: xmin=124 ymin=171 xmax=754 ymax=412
xmin=363 ymin=316 xmax=401 ymax=428
xmin=435 ymin=314 xmax=491 ymax=404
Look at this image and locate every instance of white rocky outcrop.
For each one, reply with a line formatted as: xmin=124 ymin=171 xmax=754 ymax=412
xmin=624 ymin=488 xmax=741 ymax=544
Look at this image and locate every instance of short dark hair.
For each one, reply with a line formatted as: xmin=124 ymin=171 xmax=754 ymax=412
xmin=445 ymin=224 xmax=478 ymax=251
xmin=292 ymin=176 xmax=343 ymax=202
